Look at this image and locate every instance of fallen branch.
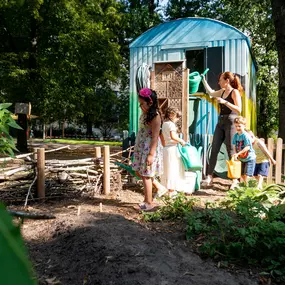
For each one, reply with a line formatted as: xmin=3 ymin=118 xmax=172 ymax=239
xmin=69 ymin=172 xmax=98 ymax=180
xmin=110 ymin=146 xmax=134 ymax=157
xmin=3 ymin=165 xmax=33 ymax=177
xmin=0 ymin=171 xmax=33 ymax=181
xmin=8 ymin=210 xmax=56 ymax=220
xmin=46 ymin=166 xmax=98 ymax=174
xmin=24 ymin=174 xmax=37 ymax=207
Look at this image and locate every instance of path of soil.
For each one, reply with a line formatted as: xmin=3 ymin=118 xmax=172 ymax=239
xmin=12 ymin=143 xmax=259 ymax=284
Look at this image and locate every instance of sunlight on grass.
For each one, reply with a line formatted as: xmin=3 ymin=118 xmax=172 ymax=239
xmin=43 ymin=139 xmax=122 ymax=146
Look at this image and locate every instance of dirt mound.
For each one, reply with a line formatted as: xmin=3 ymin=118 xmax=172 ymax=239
xmin=22 ymin=193 xmax=258 ymax=285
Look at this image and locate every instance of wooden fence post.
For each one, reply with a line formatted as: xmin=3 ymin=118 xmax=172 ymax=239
xmin=37 ymin=148 xmax=45 ymax=199
xmin=95 ymin=147 xmax=101 ymax=159
xmin=33 ymin=148 xmax=38 ymax=161
xmin=275 ymin=138 xmax=283 ymax=184
xmin=267 ymin=138 xmax=274 ymax=184
xmin=103 ymin=146 xmax=110 ymax=194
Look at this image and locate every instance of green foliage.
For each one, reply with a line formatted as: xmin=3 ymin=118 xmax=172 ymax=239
xmin=0 ymin=103 xmax=21 ymax=156
xmin=220 ymin=180 xmax=285 ymax=210
xmin=186 ymin=199 xmax=285 ymax=283
xmin=0 ymin=0 xmax=124 ymax=124
xmin=0 ymin=203 xmax=37 ymax=284
xmin=165 ymin=0 xmax=278 ymax=137
xmin=142 ymin=182 xmax=285 ymax=282
xmin=143 ymin=193 xmax=197 ymax=222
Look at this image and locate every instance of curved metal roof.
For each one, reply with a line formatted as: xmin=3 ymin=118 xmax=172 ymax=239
xmin=130 ymin=17 xmax=251 ymax=48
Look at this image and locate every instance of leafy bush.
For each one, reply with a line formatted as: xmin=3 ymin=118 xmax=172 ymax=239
xmin=186 ymin=199 xmax=285 ymax=283
xmin=143 ymin=193 xmax=197 ymax=222
xmin=0 ymin=203 xmax=37 ymax=284
xmin=0 ymin=103 xmax=22 ymax=156
xmin=141 ymin=184 xmax=285 ymax=283
xmin=0 ymin=105 xmax=37 ymax=284
xmin=221 ymin=180 xmax=285 ymax=210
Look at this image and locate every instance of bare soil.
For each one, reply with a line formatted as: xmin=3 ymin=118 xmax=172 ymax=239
xmin=9 ymin=143 xmax=260 ymax=285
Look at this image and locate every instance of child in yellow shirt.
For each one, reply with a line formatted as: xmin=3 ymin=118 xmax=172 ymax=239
xmin=247 ymin=131 xmax=276 ymax=189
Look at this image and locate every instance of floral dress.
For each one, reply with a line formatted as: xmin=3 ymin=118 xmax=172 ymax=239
xmin=132 ymin=114 xmax=163 ymax=177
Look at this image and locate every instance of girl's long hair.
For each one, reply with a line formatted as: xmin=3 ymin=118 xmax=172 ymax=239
xmin=139 ymin=89 xmax=161 ymax=125
xmin=163 ymin=107 xmax=182 ymax=132
xmin=221 ymin=72 xmax=244 ymax=94
xmin=164 ymin=107 xmax=181 ymax=121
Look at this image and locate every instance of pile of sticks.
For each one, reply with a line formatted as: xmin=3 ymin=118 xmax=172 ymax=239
xmin=0 ymin=145 xmax=127 ymax=206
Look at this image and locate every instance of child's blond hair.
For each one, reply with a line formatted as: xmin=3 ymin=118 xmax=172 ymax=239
xmin=234 ymin=116 xmax=247 ymax=126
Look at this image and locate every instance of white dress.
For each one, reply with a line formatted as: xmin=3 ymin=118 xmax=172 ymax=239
xmin=161 ymin=121 xmax=188 ymax=192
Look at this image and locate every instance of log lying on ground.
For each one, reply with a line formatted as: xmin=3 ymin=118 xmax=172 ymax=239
xmin=69 ymin=172 xmax=98 ymax=180
xmin=1 ymin=165 xmax=33 ymax=177
xmin=0 ymin=171 xmax=33 ymax=181
xmin=46 ymin=166 xmax=99 ymax=175
xmin=8 ymin=210 xmax=56 ymax=220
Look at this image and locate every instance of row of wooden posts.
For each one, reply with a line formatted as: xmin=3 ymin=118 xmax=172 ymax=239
xmin=34 ymin=137 xmax=285 ymax=199
xmin=35 ymin=146 xmax=111 ymax=199
xmin=266 ymin=138 xmax=284 ymax=184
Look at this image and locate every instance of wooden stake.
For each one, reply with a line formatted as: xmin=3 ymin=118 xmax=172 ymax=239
xmin=37 ymin=148 xmax=45 ymax=199
xmin=267 ymin=138 xmax=274 ymax=184
xmin=33 ymin=147 xmax=38 ymax=161
xmin=103 ymin=146 xmax=110 ymax=194
xmin=95 ymin=147 xmax=101 ymax=158
xmin=275 ymin=138 xmax=283 ymax=184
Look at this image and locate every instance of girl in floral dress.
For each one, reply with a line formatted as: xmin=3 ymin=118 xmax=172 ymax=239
xmin=132 ymin=88 xmax=165 ymax=211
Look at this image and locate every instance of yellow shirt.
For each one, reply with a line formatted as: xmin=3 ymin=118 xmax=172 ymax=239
xmin=253 ymin=138 xmax=269 ymax=164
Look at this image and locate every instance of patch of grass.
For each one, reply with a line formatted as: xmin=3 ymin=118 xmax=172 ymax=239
xmin=43 ymin=139 xmax=122 ymax=146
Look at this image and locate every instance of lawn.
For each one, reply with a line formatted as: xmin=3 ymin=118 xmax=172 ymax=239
xmin=42 ymin=138 xmax=122 ymax=146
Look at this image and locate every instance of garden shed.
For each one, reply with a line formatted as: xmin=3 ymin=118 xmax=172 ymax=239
xmin=129 ymin=17 xmax=257 ymax=140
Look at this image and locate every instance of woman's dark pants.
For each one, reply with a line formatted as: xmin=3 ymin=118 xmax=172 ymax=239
xmin=207 ymin=114 xmax=237 ymax=176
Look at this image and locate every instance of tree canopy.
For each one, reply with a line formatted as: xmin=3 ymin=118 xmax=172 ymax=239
xmin=0 ymin=0 xmax=124 ymax=125
xmin=0 ymin=0 xmax=283 ymax=139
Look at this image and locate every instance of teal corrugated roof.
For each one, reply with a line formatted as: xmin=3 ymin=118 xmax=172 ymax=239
xmin=130 ymin=17 xmax=250 ymax=48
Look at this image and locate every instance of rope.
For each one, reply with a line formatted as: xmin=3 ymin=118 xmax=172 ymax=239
xmin=136 ymin=63 xmax=151 ymax=93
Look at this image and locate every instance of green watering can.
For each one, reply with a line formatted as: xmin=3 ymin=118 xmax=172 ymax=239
xmin=189 ymin=68 xmax=209 ymax=94
xmin=114 ymin=162 xmax=141 ymax=180
xmin=177 ymin=143 xmax=203 ymax=171
xmin=177 ymin=143 xmax=203 ymax=191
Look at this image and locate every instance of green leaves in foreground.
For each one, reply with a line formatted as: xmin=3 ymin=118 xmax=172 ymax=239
xmin=0 ymin=103 xmax=22 ymax=157
xmin=186 ymin=199 xmax=285 ymax=283
xmin=0 ymin=203 xmax=37 ymax=285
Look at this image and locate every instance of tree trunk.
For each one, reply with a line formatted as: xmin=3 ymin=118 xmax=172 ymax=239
xmin=272 ymin=0 xmax=285 ymax=139
xmin=62 ymin=121 xmax=65 ymax=138
xmin=49 ymin=125 xmax=52 ymax=138
xmin=16 ymin=114 xmax=28 ymax=153
xmin=86 ymin=121 xmax=93 ymax=136
xmin=43 ymin=123 xmax=46 ymax=140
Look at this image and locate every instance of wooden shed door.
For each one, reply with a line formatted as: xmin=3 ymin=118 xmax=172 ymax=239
xmin=151 ymin=62 xmax=188 ymax=139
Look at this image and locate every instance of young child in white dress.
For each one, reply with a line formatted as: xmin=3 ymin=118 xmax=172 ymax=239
xmin=161 ymin=107 xmax=188 ymax=197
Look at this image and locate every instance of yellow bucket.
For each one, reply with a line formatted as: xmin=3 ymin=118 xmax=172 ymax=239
xmin=226 ymin=157 xmax=241 ymax=179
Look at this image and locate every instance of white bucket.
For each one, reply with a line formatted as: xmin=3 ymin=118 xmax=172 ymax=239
xmin=184 ymin=171 xmax=197 ymax=194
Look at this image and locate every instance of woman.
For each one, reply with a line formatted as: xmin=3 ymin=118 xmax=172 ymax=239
xmin=201 ymin=72 xmax=243 ymax=188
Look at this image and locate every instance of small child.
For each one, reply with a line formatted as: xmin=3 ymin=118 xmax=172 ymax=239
xmin=247 ymin=130 xmax=276 ymax=189
xmin=231 ymin=116 xmax=256 ymax=188
xmin=161 ymin=107 xmax=187 ymax=197
xmin=132 ymin=88 xmax=166 ymax=211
